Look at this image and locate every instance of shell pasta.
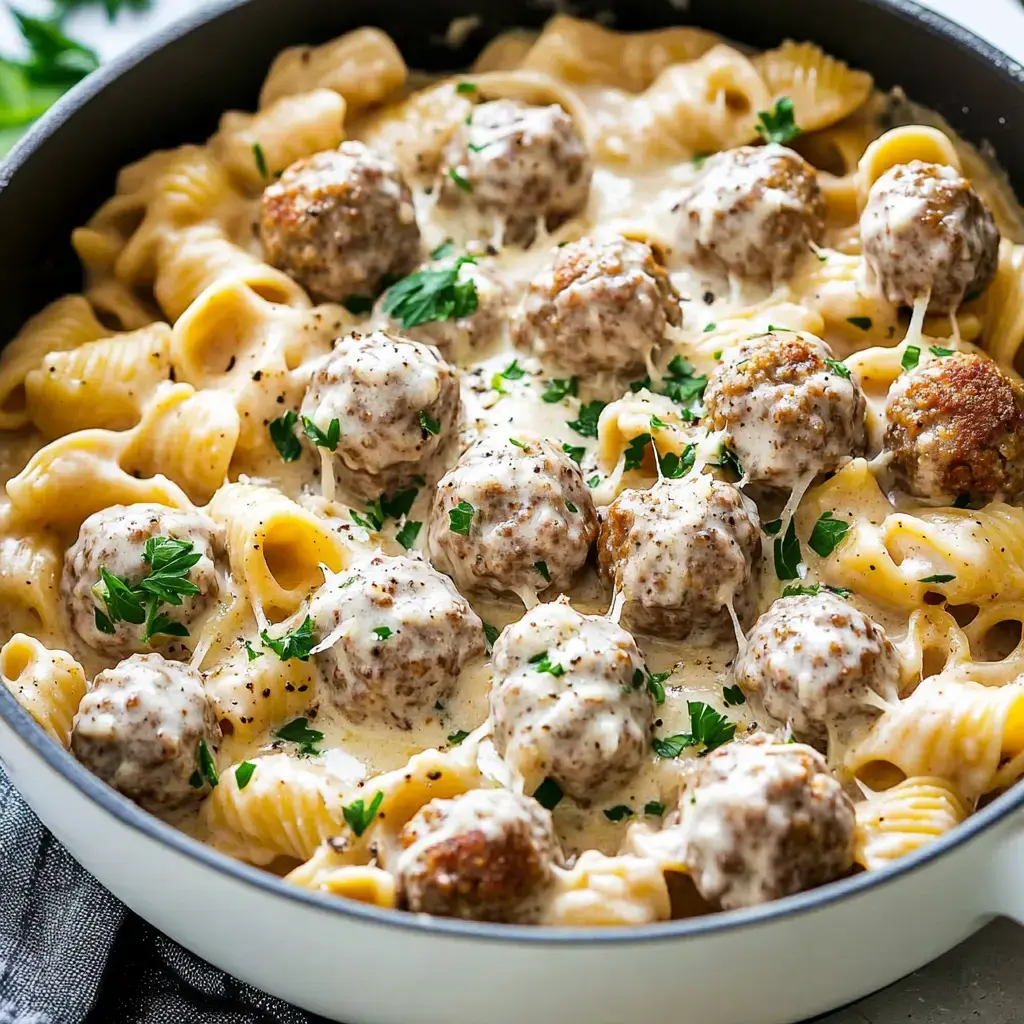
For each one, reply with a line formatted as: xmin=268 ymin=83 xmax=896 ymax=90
xmin=3 ymin=14 xmax=1024 ymax=930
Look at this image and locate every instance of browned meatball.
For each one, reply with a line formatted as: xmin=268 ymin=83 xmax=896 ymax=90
xmin=300 ymin=331 xmax=461 ymax=498
xmin=702 ymin=332 xmax=867 ymax=489
xmin=260 ymin=142 xmax=421 ymax=302
xmin=426 ymin=436 xmax=598 ymax=601
xmin=733 ymin=592 xmax=901 ymax=746
xmin=308 ymin=555 xmax=484 ymax=729
xmin=512 ymin=235 xmax=681 ymax=375
xmin=438 ymin=99 xmax=591 ymax=245
xmin=861 ymin=161 xmax=1000 ymax=315
xmin=597 ymin=475 xmax=761 ymax=642
xmin=395 ymin=788 xmax=561 ymax=922
xmin=884 ymin=351 xmax=1024 ymax=500
xmin=671 ymin=145 xmax=825 ymax=281
xmin=669 ymin=734 xmax=855 ymax=909
xmin=71 ymin=654 xmax=220 ymax=814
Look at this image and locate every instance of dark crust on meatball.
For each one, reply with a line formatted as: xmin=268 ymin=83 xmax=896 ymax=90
xmin=398 ymin=793 xmax=557 ymax=922
xmin=260 ymin=142 xmax=421 ymax=302
xmin=673 ymin=145 xmax=826 ymax=281
xmin=861 ymin=161 xmax=1000 ymax=315
xmin=512 ymin=236 xmax=682 ymax=374
xmin=885 ymin=351 xmax=1024 ymax=499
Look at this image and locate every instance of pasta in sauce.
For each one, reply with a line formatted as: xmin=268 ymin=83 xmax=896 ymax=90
xmin=4 ymin=14 xmax=1024 ymax=927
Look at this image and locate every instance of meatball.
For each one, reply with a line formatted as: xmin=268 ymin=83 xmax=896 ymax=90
xmin=702 ymin=332 xmax=867 ymax=489
xmin=309 ymin=555 xmax=484 ymax=729
xmin=396 ymin=788 xmax=561 ymax=922
xmin=597 ymin=474 xmax=761 ymax=642
xmin=884 ymin=351 xmax=1024 ymax=500
xmin=71 ymin=654 xmax=220 ymax=814
xmin=671 ymin=144 xmax=825 ymax=281
xmin=669 ymin=734 xmax=855 ymax=909
xmin=301 ymin=331 xmax=461 ymax=498
xmin=734 ymin=592 xmax=901 ymax=745
xmin=62 ymin=504 xmax=223 ymax=658
xmin=512 ymin=235 xmax=682 ymax=375
xmin=861 ymin=161 xmax=1000 ymax=315
xmin=490 ymin=597 xmax=652 ymax=799
xmin=438 ymin=99 xmax=592 ymax=245
xmin=426 ymin=436 xmax=598 ymax=601
xmin=260 ymin=142 xmax=421 ymax=302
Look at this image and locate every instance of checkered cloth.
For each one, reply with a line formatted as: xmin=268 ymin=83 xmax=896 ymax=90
xmin=0 ymin=766 xmax=323 ymax=1023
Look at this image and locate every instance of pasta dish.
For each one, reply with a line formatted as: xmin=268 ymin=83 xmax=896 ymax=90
xmin=3 ymin=15 xmax=1024 ymax=926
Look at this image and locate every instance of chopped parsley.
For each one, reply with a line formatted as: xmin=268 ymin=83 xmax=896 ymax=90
xmin=448 ymin=500 xmax=475 ymax=536
xmin=692 ymin=152 xmax=711 ymax=168
xmin=447 ymin=167 xmax=473 ymax=192
xmin=782 ymin=582 xmax=851 ymax=598
xmin=252 ymin=142 xmax=268 ymax=180
xmin=652 ymin=701 xmax=736 ymax=757
xmin=846 ymin=316 xmax=873 ymax=331
xmin=643 ymin=800 xmax=666 ymax=817
xmin=603 ymin=805 xmax=633 ymax=822
xmin=660 ymin=354 xmax=707 ymax=412
xmin=953 ymin=494 xmax=972 ymax=509
xmin=274 ymin=716 xmax=323 ymax=757
xmin=808 ymin=511 xmax=851 ymax=558
xmin=418 ymin=409 xmax=440 ymax=436
xmin=243 ymin=639 xmax=263 ymax=661
xmin=455 ymin=81 xmax=477 ymax=94
xmin=234 ymin=760 xmax=256 ymax=790
xmin=824 ymin=358 xmax=851 ymax=379
xmin=542 ymin=377 xmax=579 ymax=403
xmin=919 ymin=573 xmax=955 ymax=584
xmin=343 ymin=294 xmax=374 ymax=315
xmin=482 ymin=622 xmax=500 ymax=650
xmin=755 ymin=96 xmax=801 ymax=145
xmin=260 ymin=616 xmax=315 ymax=662
xmin=565 ymin=500 xmax=578 ymax=514
xmin=349 ymin=508 xmax=381 ymax=532
xmin=533 ymin=777 xmax=563 ymax=810
xmin=382 ymin=256 xmax=478 ymax=329
xmin=716 ymin=444 xmax=743 ymax=478
xmin=430 ymin=239 xmax=455 ymax=260
xmin=901 ymin=345 xmax=921 ymax=372
xmin=658 ymin=445 xmax=695 ymax=479
xmin=929 ymin=346 xmax=954 ymax=357
xmin=773 ymin=519 xmax=802 ymax=580
xmin=447 ymin=729 xmax=470 ymax=746
xmin=630 ymin=375 xmax=652 ymax=393
xmin=623 ymin=433 xmax=652 ymax=472
xmin=562 ymin=443 xmax=585 ymax=464
xmin=395 ymin=520 xmax=422 ymax=550
xmin=645 ymin=669 xmax=670 ymax=705
xmin=302 ymin=416 xmax=340 ymax=451
xmin=372 ymin=626 xmax=393 ymax=641
xmin=269 ymin=410 xmax=302 ymax=462
xmin=529 ymin=650 xmax=564 ymax=677
xmin=763 ymin=519 xmax=782 ymax=536
xmin=509 ymin=437 xmax=528 ymax=449
xmin=567 ymin=400 xmax=607 ymax=439
xmin=342 ymin=790 xmax=384 ymax=837
xmin=492 ymin=360 xmax=526 ymax=394
xmin=587 ymin=474 xmax=601 ymax=488
xmin=196 ymin=739 xmax=218 ymax=788
xmin=533 ymin=560 xmax=551 ymax=582
xmin=703 ymin=323 xmax=716 ymax=333
xmin=650 ymin=414 xmax=668 ymax=430
xmin=722 ymin=684 xmax=746 ymax=707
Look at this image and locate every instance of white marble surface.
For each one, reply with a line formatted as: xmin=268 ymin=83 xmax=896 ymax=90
xmin=2 ymin=1 xmax=1024 ymax=1021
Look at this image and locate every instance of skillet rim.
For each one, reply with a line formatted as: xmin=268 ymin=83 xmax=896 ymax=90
xmin=1 ymin=0 xmax=1023 ymax=947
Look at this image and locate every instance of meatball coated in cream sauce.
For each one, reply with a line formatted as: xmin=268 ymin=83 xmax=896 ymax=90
xmin=490 ymin=598 xmax=653 ymax=799
xmin=702 ymin=332 xmax=867 ymax=489
xmin=438 ymin=99 xmax=592 ymax=245
xmin=669 ymin=734 xmax=856 ymax=910
xmin=426 ymin=436 xmax=597 ymax=601
xmin=884 ymin=351 xmax=1024 ymax=501
xmin=671 ymin=144 xmax=826 ymax=282
xmin=62 ymin=504 xmax=222 ymax=658
xmin=733 ymin=592 xmax=901 ymax=746
xmin=598 ymin=475 xmax=761 ymax=642
xmin=861 ymin=161 xmax=1000 ymax=314
xmin=71 ymin=654 xmax=220 ymax=814
xmin=259 ymin=142 xmax=421 ymax=303
xmin=396 ymin=788 xmax=561 ymax=923
xmin=301 ymin=331 xmax=461 ymax=497
xmin=309 ymin=555 xmax=484 ymax=729
xmin=512 ymin=235 xmax=681 ymax=375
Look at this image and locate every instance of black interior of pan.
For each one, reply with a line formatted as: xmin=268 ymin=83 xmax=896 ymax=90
xmin=0 ymin=0 xmax=1021 ymax=341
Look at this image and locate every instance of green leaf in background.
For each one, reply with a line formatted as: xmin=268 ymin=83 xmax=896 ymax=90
xmin=55 ymin=0 xmax=152 ymax=22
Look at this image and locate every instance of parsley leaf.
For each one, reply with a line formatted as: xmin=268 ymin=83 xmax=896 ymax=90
xmin=603 ymin=805 xmax=633 ymax=822
xmin=653 ymin=701 xmax=736 ymax=757
xmin=302 ymin=415 xmax=341 ymax=451
xmin=623 ymin=433 xmax=652 ymax=472
xmin=755 ymin=97 xmax=801 ymax=144
xmin=418 ymin=409 xmax=440 ymax=436
xmin=350 ymin=508 xmax=382 ymax=532
xmin=808 ymin=511 xmax=850 ymax=558
xmin=274 ymin=716 xmax=323 ymax=757
xmin=587 ymin=474 xmax=601 ymax=488
xmin=658 ymin=445 xmax=695 ymax=479
xmin=372 ymin=626 xmax=393 ymax=641
xmin=533 ymin=560 xmax=551 ymax=582
xmin=448 ymin=500 xmax=475 ymax=536
xmin=455 ymin=81 xmax=477 ymax=94
xmin=243 ymin=639 xmax=263 ymax=661
xmin=567 ymin=400 xmax=606 ymax=438
xmin=773 ymin=519 xmax=802 ymax=580
xmin=382 ymin=256 xmax=478 ymax=329
xmin=919 ymin=573 xmax=956 ymax=584
xmin=929 ymin=346 xmax=954 ymax=357
xmin=716 ymin=444 xmax=743 ymax=478
xmin=447 ymin=729 xmax=470 ymax=746
xmin=54 ymin=0 xmax=152 ymax=21
xmin=630 ymin=375 xmax=652 ymax=393
xmin=646 ymin=670 xmax=670 ymax=705
xmin=953 ymin=494 xmax=972 ymax=509
xmin=447 ymin=167 xmax=473 ymax=192
xmin=901 ymin=345 xmax=921 ymax=372
xmin=482 ymin=622 xmax=500 ymax=650
xmin=824 ymin=358 xmax=851 ymax=379
xmin=269 ymin=410 xmax=302 ymax=462
xmin=261 ymin=616 xmax=315 ymax=662
xmin=661 ymin=354 xmax=707 ymax=411
xmin=782 ymin=582 xmax=851 ymax=598
xmin=252 ymin=141 xmax=268 ymax=180
xmin=722 ymin=684 xmax=746 ymax=707
xmin=196 ymin=738 xmax=218 ymax=788
xmin=542 ymin=377 xmax=579 ymax=403
xmin=763 ymin=519 xmax=782 ymax=536
xmin=533 ymin=777 xmax=563 ymax=810
xmin=234 ymin=760 xmax=256 ymax=790
xmin=430 ymin=239 xmax=455 ymax=260
xmin=509 ymin=437 xmax=528 ymax=449
xmin=140 ymin=538 xmax=201 ymax=606
xmin=94 ymin=567 xmax=145 ymax=625
xmin=562 ymin=443 xmax=585 ymax=464
xmin=529 ymin=650 xmax=564 ymax=677
xmin=846 ymin=316 xmax=873 ymax=331
xmin=380 ymin=487 xmax=418 ymax=520
xmin=644 ymin=800 xmax=666 ymax=817
xmin=395 ymin=520 xmax=422 ymax=550
xmin=342 ymin=790 xmax=383 ymax=837
xmin=142 ymin=601 xmax=188 ymax=645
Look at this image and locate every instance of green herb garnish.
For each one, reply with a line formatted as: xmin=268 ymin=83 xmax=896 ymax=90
xmin=372 ymin=626 xmax=393 ymax=641
xmin=533 ymin=777 xmax=563 ymax=810
xmin=722 ymin=684 xmax=746 ymax=707
xmin=302 ymin=416 xmax=341 ymax=451
xmin=234 ymin=761 xmax=256 ymax=790
xmin=653 ymin=701 xmax=735 ymax=757
xmin=260 ymin=616 xmax=315 ymax=662
xmin=567 ymin=400 xmax=607 ymax=439
xmin=529 ymin=650 xmax=564 ymax=676
xmin=782 ymin=582 xmax=851 ymax=598
xmin=418 ymin=410 xmax=440 ymax=436
xmin=542 ymin=377 xmax=579 ymax=403
xmin=447 ymin=729 xmax=470 ymax=746
xmin=382 ymin=256 xmax=478 ymax=329
xmin=196 ymin=738 xmax=218 ymax=788
xmin=901 ymin=345 xmax=921 ymax=372
xmin=773 ymin=519 xmax=801 ymax=580
xmin=643 ymin=800 xmax=666 ymax=817
xmin=395 ymin=520 xmax=422 ymax=550
xmin=269 ymin=410 xmax=302 ymax=462
xmin=623 ymin=433 xmax=652 ymax=472
xmin=603 ymin=805 xmax=633 ymax=822
xmin=808 ymin=511 xmax=850 ymax=558
xmin=755 ymin=96 xmax=801 ymax=144
xmin=448 ymin=500 xmax=475 ymax=536
xmin=847 ymin=316 xmax=872 ymax=331
xmin=274 ymin=716 xmax=323 ymax=756
xmin=562 ymin=443 xmax=585 ymax=464
xmin=919 ymin=573 xmax=955 ymax=584
xmin=448 ymin=167 xmax=473 ymax=192
xmin=342 ymin=790 xmax=384 ymax=837
xmin=824 ymin=358 xmax=851 ymax=379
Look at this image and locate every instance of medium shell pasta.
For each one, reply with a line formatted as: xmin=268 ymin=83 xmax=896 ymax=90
xmin=0 ymin=635 xmax=86 ymax=747
xmin=0 ymin=521 xmax=64 ymax=636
